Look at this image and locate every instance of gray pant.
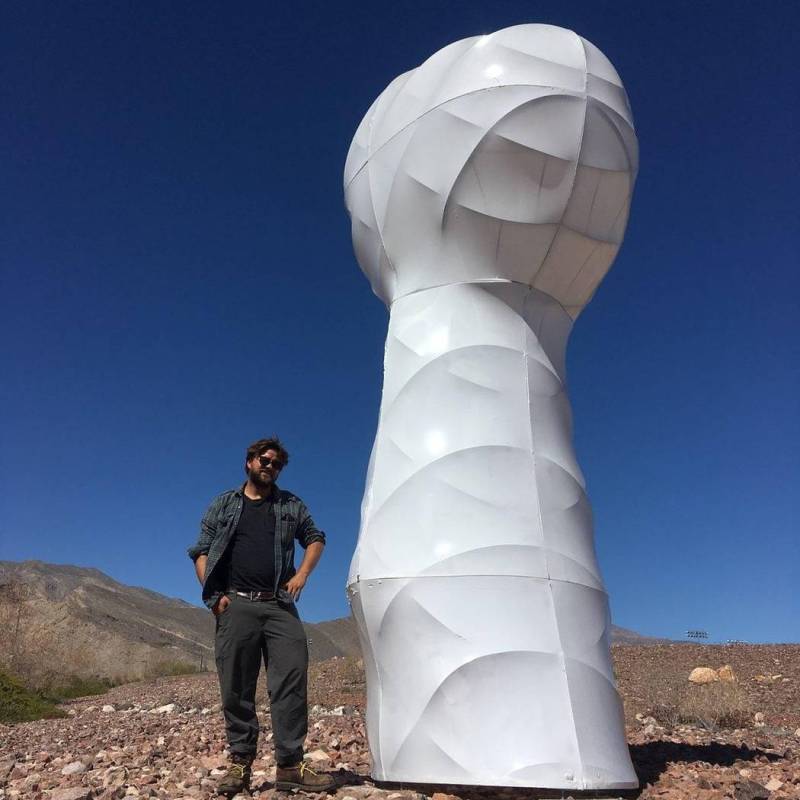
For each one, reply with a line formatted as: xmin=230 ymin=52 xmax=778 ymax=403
xmin=214 ymin=592 xmax=309 ymax=765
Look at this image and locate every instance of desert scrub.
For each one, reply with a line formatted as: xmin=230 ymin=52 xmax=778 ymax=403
xmin=0 ymin=670 xmax=66 ymax=724
xmin=308 ymin=656 xmax=365 ymax=691
xmin=340 ymin=656 xmax=365 ymax=689
xmin=146 ymin=659 xmax=201 ymax=678
xmin=651 ymin=679 xmax=753 ymax=731
xmin=45 ymin=675 xmax=118 ymax=700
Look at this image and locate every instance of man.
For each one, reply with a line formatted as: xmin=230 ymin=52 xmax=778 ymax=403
xmin=188 ymin=437 xmax=336 ymax=796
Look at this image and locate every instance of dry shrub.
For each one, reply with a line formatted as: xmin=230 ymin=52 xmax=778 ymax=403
xmin=0 ymin=670 xmax=67 ymax=724
xmin=651 ymin=680 xmax=753 ymax=732
xmin=650 ymin=701 xmax=681 ymax=729
xmin=0 ymin=580 xmax=102 ymax=693
xmin=681 ymin=681 xmax=753 ymax=730
xmin=47 ymin=676 xmax=118 ymax=700
xmin=1 ymin=628 xmax=100 ymax=695
xmin=340 ymin=656 xmax=365 ymax=689
xmin=146 ymin=659 xmax=201 ymax=678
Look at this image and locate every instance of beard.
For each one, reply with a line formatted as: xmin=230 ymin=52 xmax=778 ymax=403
xmin=247 ymin=467 xmax=275 ymax=491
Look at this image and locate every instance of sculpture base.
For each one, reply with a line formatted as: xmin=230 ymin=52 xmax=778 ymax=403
xmin=348 ymin=575 xmax=638 ymax=791
xmin=375 ymin=783 xmax=633 ymax=800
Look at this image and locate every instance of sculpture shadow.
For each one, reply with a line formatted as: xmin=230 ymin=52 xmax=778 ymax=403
xmin=342 ymin=742 xmax=782 ymax=800
xmin=264 ymin=769 xmax=374 ymax=797
xmin=333 ymin=769 xmax=371 ymax=788
xmin=629 ymin=740 xmax=782 ymax=792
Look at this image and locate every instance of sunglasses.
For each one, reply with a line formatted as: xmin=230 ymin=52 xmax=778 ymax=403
xmin=256 ymin=455 xmax=284 ymax=470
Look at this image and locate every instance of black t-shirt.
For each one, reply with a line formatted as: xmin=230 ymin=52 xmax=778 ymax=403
xmin=219 ymin=495 xmax=276 ymax=591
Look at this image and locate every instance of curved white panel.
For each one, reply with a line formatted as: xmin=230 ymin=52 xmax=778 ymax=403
xmin=344 ymin=23 xmax=638 ymax=790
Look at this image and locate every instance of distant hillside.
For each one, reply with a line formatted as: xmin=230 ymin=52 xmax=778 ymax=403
xmin=610 ymin=624 xmax=661 ymax=645
xmin=312 ymin=615 xmax=364 ymax=656
xmin=0 ymin=561 xmax=657 ymax=683
xmin=0 ymin=561 xmax=354 ymax=682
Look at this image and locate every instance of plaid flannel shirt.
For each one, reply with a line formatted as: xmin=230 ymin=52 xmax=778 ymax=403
xmin=188 ymin=484 xmax=326 ymax=610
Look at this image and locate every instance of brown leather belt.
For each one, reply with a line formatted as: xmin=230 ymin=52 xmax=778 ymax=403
xmin=230 ymin=590 xmax=276 ymax=601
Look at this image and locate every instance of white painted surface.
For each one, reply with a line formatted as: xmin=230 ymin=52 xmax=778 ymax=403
xmin=344 ymin=24 xmax=638 ymax=790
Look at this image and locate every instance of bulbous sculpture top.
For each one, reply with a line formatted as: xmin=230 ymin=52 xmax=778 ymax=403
xmin=344 ymin=24 xmax=638 ymax=318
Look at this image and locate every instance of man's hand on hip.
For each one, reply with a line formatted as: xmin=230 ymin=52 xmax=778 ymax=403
xmin=212 ymin=594 xmax=231 ymax=617
xmin=284 ymin=572 xmax=308 ymax=601
xmin=285 ymin=541 xmax=324 ymax=601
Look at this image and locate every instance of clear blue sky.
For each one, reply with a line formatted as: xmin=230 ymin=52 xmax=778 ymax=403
xmin=1 ymin=1 xmax=797 ymax=643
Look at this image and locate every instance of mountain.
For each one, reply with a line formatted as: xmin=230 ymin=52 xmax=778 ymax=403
xmin=0 ymin=560 xmax=354 ymax=683
xmin=0 ymin=561 xmax=655 ymax=684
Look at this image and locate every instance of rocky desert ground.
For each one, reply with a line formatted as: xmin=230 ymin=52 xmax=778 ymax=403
xmin=1 ymin=644 xmax=798 ymax=800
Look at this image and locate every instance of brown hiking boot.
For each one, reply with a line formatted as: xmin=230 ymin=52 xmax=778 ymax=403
xmin=217 ymin=753 xmax=253 ymax=796
xmin=275 ymin=760 xmax=336 ymax=793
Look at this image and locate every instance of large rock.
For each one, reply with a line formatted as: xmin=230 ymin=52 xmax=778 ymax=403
xmin=733 ymin=779 xmax=769 ymax=800
xmin=49 ymin=788 xmax=94 ymax=800
xmin=688 ymin=667 xmax=719 ymax=684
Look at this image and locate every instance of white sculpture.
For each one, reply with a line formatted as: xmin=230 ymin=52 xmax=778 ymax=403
xmin=343 ymin=24 xmax=639 ymax=791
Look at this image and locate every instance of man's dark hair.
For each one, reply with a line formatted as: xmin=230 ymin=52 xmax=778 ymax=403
xmin=245 ymin=437 xmax=290 ymax=471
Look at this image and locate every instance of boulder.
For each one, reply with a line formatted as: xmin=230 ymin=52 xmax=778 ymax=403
xmin=733 ymin=779 xmax=769 ymax=800
xmin=49 ymin=788 xmax=94 ymax=800
xmin=101 ymin=766 xmax=127 ymax=789
xmin=688 ymin=667 xmax=719 ymax=684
